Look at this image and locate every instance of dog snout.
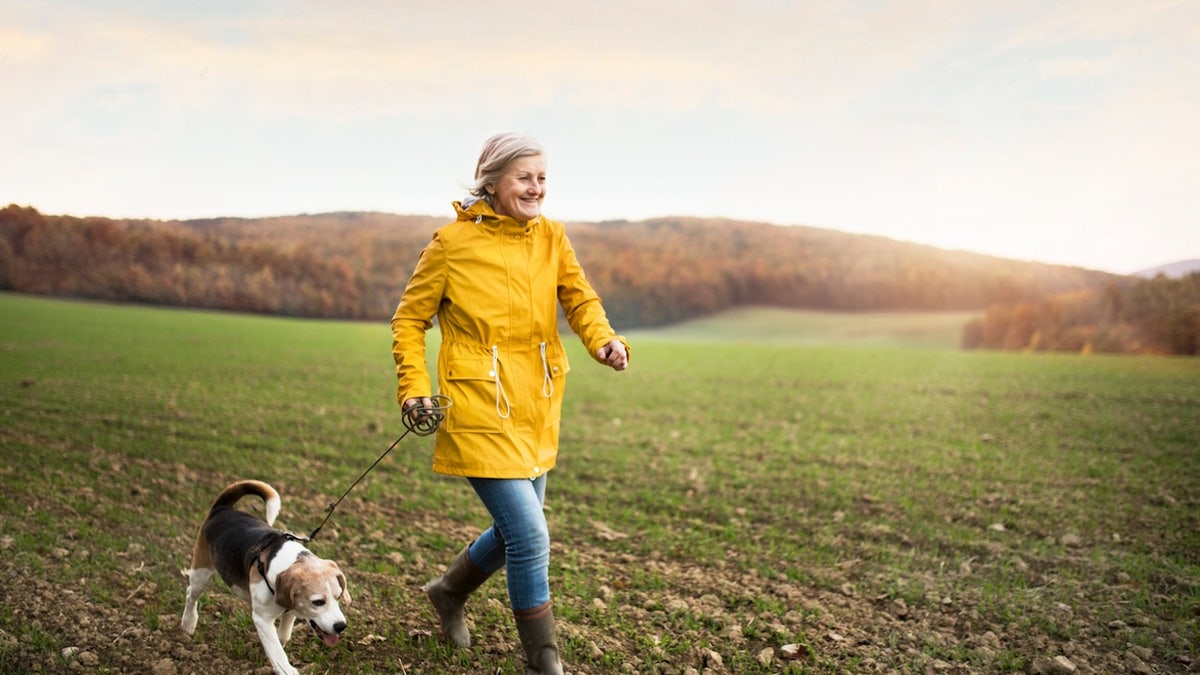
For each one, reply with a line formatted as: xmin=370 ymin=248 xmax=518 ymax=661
xmin=333 ymin=621 xmax=347 ymax=634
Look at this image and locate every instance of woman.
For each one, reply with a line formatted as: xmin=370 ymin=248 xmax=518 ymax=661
xmin=391 ymin=132 xmax=629 ymax=674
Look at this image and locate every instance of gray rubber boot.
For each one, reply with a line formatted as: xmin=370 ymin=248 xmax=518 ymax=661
xmin=514 ymin=601 xmax=564 ymax=675
xmin=423 ymin=545 xmax=491 ymax=647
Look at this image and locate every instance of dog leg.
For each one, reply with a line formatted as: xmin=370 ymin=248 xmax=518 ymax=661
xmin=253 ymin=610 xmax=299 ymax=675
xmin=278 ymin=610 xmax=297 ymax=644
xmin=181 ymin=567 xmax=216 ymax=636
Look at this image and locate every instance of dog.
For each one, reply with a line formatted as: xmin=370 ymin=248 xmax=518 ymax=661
xmin=181 ymin=479 xmax=350 ymax=675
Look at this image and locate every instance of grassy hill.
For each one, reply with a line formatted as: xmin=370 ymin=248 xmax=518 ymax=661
xmin=629 ymin=306 xmax=980 ymax=349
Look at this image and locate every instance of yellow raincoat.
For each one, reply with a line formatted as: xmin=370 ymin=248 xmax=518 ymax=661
xmin=391 ymin=199 xmax=629 ymax=479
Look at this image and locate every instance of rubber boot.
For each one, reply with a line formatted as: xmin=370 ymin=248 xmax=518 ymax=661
xmin=514 ymin=601 xmax=564 ymax=675
xmin=423 ymin=545 xmax=491 ymax=647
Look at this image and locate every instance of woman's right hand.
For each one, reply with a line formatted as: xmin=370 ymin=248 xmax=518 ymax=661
xmin=403 ymin=396 xmax=435 ymax=423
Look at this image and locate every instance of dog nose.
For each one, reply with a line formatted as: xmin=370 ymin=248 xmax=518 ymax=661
xmin=333 ymin=621 xmax=347 ymax=634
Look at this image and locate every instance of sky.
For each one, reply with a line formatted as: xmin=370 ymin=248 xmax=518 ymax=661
xmin=2 ymin=1 xmax=1198 ymax=275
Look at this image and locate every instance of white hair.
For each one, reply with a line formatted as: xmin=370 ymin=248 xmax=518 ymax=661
xmin=469 ymin=133 xmax=544 ymax=199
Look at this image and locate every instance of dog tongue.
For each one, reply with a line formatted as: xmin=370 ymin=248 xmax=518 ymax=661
xmin=311 ymin=623 xmax=341 ymax=647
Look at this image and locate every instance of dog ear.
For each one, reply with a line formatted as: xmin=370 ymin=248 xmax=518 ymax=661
xmin=273 ymin=568 xmax=298 ymax=610
xmin=334 ymin=566 xmax=351 ymax=606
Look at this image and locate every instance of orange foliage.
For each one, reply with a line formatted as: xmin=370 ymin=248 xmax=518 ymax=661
xmin=7 ymin=204 xmax=1182 ymax=356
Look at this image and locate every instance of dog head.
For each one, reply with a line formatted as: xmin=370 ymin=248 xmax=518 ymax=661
xmin=274 ymin=555 xmax=350 ymax=646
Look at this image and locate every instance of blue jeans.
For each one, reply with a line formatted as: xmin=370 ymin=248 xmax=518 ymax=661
xmin=465 ymin=475 xmax=550 ymax=612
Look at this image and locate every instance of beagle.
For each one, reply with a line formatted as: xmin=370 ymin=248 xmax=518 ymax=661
xmin=181 ymin=480 xmax=350 ymax=675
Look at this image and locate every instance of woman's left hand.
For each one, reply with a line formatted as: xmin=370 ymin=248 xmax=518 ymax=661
xmin=596 ymin=339 xmax=628 ymax=371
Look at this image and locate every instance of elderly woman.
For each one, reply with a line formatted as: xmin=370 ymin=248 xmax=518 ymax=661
xmin=391 ymin=132 xmax=629 ymax=674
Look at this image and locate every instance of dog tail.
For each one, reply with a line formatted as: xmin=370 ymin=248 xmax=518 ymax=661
xmin=208 ymin=480 xmax=282 ymax=526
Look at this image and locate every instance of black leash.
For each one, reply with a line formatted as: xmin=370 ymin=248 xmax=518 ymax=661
xmin=304 ymin=395 xmax=452 ymax=541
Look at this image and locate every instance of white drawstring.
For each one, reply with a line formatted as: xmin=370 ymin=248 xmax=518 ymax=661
xmin=539 ymin=342 xmax=554 ymax=398
xmin=491 ymin=346 xmax=511 ymax=419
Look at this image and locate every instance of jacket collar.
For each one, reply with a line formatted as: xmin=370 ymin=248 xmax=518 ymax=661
xmin=453 ymin=199 xmax=542 ymax=232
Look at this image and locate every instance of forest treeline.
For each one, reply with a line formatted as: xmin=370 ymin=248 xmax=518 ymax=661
xmin=2 ymin=203 xmax=1194 ymax=354
xmin=962 ymin=274 xmax=1200 ymax=355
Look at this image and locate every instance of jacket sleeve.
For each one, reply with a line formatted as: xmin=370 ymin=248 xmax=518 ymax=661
xmin=391 ymin=233 xmax=446 ymax=404
xmin=555 ymin=228 xmax=631 ymax=363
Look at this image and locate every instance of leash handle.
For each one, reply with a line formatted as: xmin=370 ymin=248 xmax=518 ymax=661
xmin=306 ymin=395 xmax=453 ymax=541
xmin=402 ymin=395 xmax=454 ymax=436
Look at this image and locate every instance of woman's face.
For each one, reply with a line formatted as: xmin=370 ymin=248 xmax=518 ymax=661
xmin=487 ymin=154 xmax=546 ymax=221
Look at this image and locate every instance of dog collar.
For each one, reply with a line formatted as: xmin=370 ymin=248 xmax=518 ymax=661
xmin=252 ymin=532 xmax=310 ymax=595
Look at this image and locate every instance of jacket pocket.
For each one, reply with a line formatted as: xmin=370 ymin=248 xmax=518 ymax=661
xmin=540 ymin=349 xmax=569 ymax=429
xmin=443 ymin=358 xmax=505 ymax=433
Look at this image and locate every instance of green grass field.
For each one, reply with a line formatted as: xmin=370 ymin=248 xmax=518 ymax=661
xmin=628 ymin=306 xmax=979 ymax=349
xmin=1 ymin=292 xmax=1197 ymax=674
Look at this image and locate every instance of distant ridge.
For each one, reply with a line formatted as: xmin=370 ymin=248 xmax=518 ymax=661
xmin=1133 ymin=259 xmax=1200 ymax=279
xmin=0 ymin=204 xmax=1142 ymax=329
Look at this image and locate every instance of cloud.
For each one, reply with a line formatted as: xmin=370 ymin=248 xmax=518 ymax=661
xmin=1 ymin=0 xmax=1196 ymax=272
xmin=3 ymin=1 xmax=975 ymax=121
